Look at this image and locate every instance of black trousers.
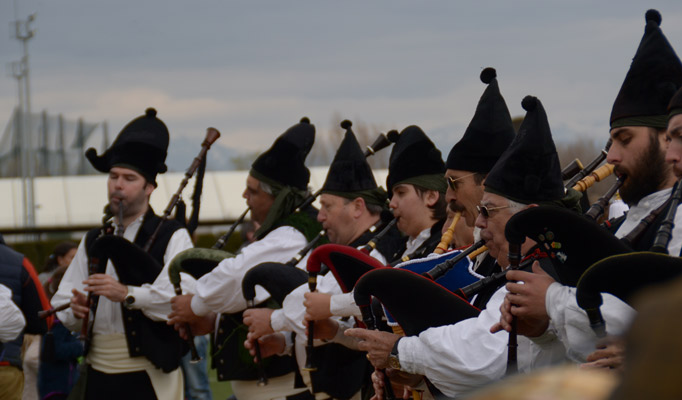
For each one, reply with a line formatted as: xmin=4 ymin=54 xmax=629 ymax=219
xmin=85 ymin=366 xmax=158 ymax=400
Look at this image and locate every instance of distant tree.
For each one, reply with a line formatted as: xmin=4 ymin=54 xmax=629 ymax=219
xmin=229 ymin=151 xmax=260 ymax=170
xmin=306 ymin=112 xmax=392 ymax=169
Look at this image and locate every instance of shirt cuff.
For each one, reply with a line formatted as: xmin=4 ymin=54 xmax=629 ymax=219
xmin=191 ymin=294 xmax=211 ymax=317
xmin=330 ymin=292 xmax=361 ymax=318
xmin=396 ymin=336 xmax=425 ymax=375
xmin=270 ymin=309 xmax=286 ymax=332
xmin=529 ymin=324 xmax=559 ymax=345
xmin=125 ymin=286 xmax=152 ymax=309
xmin=279 ymin=332 xmax=294 ymax=356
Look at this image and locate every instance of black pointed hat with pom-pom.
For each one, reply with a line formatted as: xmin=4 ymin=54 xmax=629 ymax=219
xmin=484 ymin=96 xmax=564 ymax=204
xmin=386 ymin=125 xmax=446 ymax=193
xmin=446 ymin=68 xmax=516 ymax=173
xmin=250 ymin=117 xmax=315 ymax=190
xmin=85 ymin=107 xmax=169 ymax=186
xmin=611 ymin=10 xmax=682 ymax=129
xmin=321 ymin=120 xmax=386 ymax=206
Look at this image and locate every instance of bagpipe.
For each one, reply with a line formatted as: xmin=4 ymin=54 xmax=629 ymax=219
xmin=575 ymin=179 xmax=682 ymax=338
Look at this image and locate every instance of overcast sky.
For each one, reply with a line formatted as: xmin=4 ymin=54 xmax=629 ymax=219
xmin=2 ymin=0 xmax=682 ymax=167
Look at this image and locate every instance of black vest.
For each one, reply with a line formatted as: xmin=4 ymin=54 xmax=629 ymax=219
xmin=85 ymin=209 xmax=186 ymax=372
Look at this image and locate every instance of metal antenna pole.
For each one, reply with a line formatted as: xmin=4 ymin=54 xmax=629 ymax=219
xmin=13 ymin=14 xmax=36 ymax=234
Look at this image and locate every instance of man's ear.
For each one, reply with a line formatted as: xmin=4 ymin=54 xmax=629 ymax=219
xmin=352 ymin=197 xmax=366 ymax=218
xmin=144 ymin=182 xmax=155 ymax=197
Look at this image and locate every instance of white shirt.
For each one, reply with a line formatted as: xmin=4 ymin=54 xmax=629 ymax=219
xmin=539 ymin=188 xmax=680 ymax=363
xmin=404 ymin=227 xmax=432 ymax=256
xmin=398 ymin=287 xmax=567 ymax=398
xmin=54 ymin=214 xmax=194 ymax=334
xmin=545 ymin=283 xmax=635 ymax=362
xmin=191 ymin=225 xmax=308 ymax=316
xmin=0 ymin=283 xmax=25 ymax=343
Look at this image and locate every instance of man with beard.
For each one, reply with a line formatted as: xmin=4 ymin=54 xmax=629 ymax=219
xmin=497 ymin=9 xmax=682 ymax=370
xmin=53 ymin=108 xmax=194 ymax=400
xmin=348 ymin=95 xmax=572 ymax=399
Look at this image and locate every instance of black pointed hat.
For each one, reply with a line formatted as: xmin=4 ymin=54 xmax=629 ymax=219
xmin=611 ymin=10 xmax=682 ymax=129
xmin=485 ymin=96 xmax=564 ymax=204
xmin=85 ymin=107 xmax=169 ymax=185
xmin=250 ymin=117 xmax=315 ymax=190
xmin=321 ymin=120 xmax=382 ymax=203
xmin=446 ymin=68 xmax=516 ymax=173
xmin=386 ymin=125 xmax=446 ymax=193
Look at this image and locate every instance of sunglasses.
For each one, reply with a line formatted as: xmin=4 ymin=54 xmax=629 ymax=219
xmin=476 ymin=204 xmax=511 ymax=218
xmin=446 ymin=172 xmax=476 ymax=191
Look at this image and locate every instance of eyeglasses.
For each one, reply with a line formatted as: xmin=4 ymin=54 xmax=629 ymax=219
xmin=476 ymin=204 xmax=511 ymax=218
xmin=446 ymin=172 xmax=477 ymax=191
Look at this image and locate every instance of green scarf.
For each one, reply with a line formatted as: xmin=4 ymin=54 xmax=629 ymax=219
xmin=397 ymin=174 xmax=447 ymax=194
xmin=611 ymin=115 xmax=668 ymax=130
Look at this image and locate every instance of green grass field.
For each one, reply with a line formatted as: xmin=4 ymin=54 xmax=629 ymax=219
xmin=207 ymin=359 xmax=233 ymax=399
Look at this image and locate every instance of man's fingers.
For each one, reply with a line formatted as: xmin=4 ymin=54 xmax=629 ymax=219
xmin=344 ymin=328 xmax=370 ymax=340
xmin=490 ymin=322 xmax=503 ymax=333
xmin=531 ymin=260 xmax=549 ymax=276
xmin=506 ymin=269 xmax=532 ymax=282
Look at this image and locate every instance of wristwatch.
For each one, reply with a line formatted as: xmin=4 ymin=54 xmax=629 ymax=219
xmin=387 ymin=337 xmax=402 ymax=370
xmin=124 ymin=287 xmax=135 ymax=308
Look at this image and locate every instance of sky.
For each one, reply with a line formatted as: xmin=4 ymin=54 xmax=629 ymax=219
xmin=2 ymin=0 xmax=682 ymax=171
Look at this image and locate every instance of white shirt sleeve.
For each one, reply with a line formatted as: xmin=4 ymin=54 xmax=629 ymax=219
xmin=0 ymin=284 xmax=25 ymax=343
xmin=191 ymin=226 xmax=308 ymax=315
xmin=397 ymin=287 xmax=566 ymax=397
xmin=54 ymin=238 xmax=88 ymax=332
xmin=545 ymin=282 xmax=635 ymax=362
xmin=271 ymin=271 xmax=345 ymax=335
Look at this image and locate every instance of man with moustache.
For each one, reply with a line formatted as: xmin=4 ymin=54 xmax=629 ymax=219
xmin=498 ymin=9 xmax=682 ymax=369
xmin=348 ymin=96 xmax=572 ymax=399
xmin=442 ymin=67 xmax=516 ymax=308
xmin=53 ymin=108 xmax=194 ymax=400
